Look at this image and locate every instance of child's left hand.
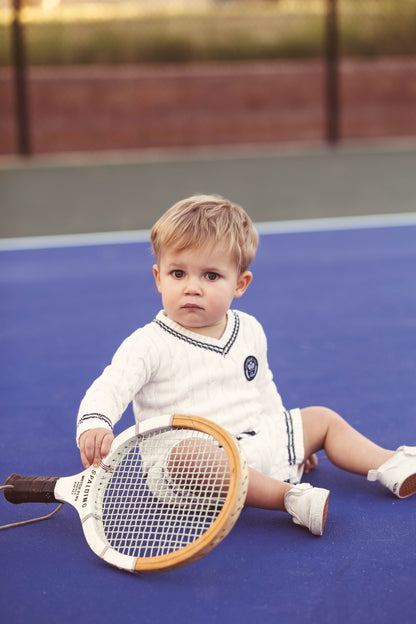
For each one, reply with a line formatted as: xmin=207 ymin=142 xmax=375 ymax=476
xmin=302 ymin=453 xmax=318 ymax=474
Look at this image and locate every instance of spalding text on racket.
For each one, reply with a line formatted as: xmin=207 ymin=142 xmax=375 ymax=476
xmin=3 ymin=415 xmax=249 ymax=573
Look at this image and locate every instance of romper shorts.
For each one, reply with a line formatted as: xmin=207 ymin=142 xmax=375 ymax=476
xmin=143 ymin=408 xmax=305 ymax=506
xmin=237 ymin=408 xmax=305 ymax=484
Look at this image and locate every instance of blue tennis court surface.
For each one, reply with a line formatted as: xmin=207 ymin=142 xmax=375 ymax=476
xmin=1 ymin=222 xmax=415 ymax=623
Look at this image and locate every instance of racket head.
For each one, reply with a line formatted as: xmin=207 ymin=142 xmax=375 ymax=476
xmin=70 ymin=414 xmax=248 ymax=573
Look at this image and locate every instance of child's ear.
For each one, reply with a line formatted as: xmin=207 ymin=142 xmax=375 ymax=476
xmin=234 ymin=271 xmax=253 ymax=298
xmin=153 ymin=264 xmax=162 ymax=293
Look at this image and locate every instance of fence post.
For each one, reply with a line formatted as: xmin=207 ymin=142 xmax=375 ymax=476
xmin=11 ymin=0 xmax=31 ymax=156
xmin=325 ymin=0 xmax=340 ymax=144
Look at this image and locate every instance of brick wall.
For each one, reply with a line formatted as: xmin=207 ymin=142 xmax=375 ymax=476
xmin=1 ymin=58 xmax=415 ymax=156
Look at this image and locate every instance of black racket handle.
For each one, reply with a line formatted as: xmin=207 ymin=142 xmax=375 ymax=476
xmin=3 ymin=473 xmax=59 ymax=504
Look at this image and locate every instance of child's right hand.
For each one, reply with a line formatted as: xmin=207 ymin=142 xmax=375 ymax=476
xmin=79 ymin=428 xmax=115 ymax=469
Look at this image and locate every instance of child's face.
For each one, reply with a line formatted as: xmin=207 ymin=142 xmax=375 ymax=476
xmin=153 ymin=243 xmax=252 ymax=338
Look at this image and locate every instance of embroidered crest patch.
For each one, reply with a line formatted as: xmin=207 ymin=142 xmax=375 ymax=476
xmin=244 ymin=356 xmax=258 ymax=381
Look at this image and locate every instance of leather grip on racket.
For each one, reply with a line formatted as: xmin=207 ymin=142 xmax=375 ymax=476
xmin=3 ymin=473 xmax=59 ymax=504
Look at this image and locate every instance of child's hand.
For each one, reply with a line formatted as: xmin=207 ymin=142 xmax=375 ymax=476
xmin=302 ymin=453 xmax=318 ymax=474
xmin=79 ymin=428 xmax=114 ymax=469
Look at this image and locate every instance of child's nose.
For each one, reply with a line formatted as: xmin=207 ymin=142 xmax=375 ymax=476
xmin=184 ymin=276 xmax=202 ymax=294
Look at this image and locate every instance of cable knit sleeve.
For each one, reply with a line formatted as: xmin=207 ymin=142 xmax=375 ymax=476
xmin=76 ymin=327 xmax=158 ymax=446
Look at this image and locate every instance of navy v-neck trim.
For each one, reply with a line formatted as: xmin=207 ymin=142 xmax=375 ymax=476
xmin=153 ymin=310 xmax=240 ymax=356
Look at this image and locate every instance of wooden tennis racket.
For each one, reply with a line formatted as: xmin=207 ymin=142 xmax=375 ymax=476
xmin=3 ymin=414 xmax=248 ymax=573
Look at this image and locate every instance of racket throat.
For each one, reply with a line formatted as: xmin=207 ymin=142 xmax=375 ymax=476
xmin=54 ymin=467 xmax=99 ymax=512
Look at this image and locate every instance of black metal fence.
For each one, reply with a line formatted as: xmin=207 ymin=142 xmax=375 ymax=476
xmin=5 ymin=0 xmax=416 ymax=156
xmin=11 ymin=0 xmax=30 ymax=155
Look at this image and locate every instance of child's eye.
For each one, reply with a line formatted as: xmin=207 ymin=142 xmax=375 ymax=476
xmin=171 ymin=270 xmax=184 ymax=279
xmin=205 ymin=272 xmax=219 ymax=281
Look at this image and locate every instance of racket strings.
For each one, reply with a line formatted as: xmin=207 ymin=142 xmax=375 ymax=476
xmin=95 ymin=428 xmax=231 ymax=558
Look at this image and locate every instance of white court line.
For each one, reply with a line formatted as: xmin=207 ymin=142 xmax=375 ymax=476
xmin=0 ymin=229 xmax=152 ymax=251
xmin=1 ymin=212 xmax=416 ymax=251
xmin=255 ymin=212 xmax=416 ymax=235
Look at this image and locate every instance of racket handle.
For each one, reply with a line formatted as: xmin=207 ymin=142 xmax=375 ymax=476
xmin=3 ymin=473 xmax=59 ymax=504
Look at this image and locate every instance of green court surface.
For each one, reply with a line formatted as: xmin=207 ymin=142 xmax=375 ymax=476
xmin=1 ymin=141 xmax=416 ymax=240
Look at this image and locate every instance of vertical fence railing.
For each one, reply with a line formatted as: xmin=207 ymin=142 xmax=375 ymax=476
xmin=11 ymin=0 xmax=31 ymax=156
xmin=325 ymin=0 xmax=340 ymax=144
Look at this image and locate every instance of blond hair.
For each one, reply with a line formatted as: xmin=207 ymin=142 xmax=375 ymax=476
xmin=150 ymin=195 xmax=259 ymax=274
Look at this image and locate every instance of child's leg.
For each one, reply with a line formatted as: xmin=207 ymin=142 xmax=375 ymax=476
xmin=243 ymin=406 xmax=415 ymax=536
xmin=245 ymin=467 xmax=329 ymax=536
xmin=243 ymin=406 xmax=392 ymax=526
xmin=245 ymin=468 xmax=292 ymax=510
xmin=301 ymin=406 xmax=416 ymax=499
xmin=301 ymin=406 xmax=395 ymax=475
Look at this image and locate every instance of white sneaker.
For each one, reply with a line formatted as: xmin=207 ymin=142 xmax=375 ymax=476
xmin=284 ymin=483 xmax=330 ymax=536
xmin=367 ymin=446 xmax=416 ymax=498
